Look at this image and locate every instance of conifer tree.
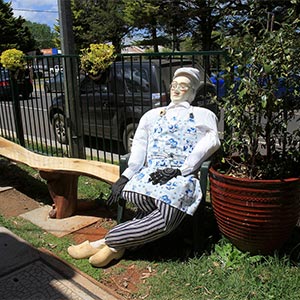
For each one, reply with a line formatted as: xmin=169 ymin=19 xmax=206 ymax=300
xmin=0 ymin=0 xmax=36 ymax=53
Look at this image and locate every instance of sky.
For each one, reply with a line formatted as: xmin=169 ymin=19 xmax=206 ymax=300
xmin=5 ymin=0 xmax=59 ymax=29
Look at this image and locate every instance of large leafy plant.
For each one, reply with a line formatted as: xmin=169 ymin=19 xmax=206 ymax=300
xmin=0 ymin=49 xmax=26 ymax=71
xmin=219 ymin=8 xmax=300 ymax=180
xmin=80 ymin=43 xmax=116 ymax=76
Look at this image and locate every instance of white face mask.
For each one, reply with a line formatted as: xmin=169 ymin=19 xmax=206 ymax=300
xmin=170 ymin=76 xmax=193 ymax=104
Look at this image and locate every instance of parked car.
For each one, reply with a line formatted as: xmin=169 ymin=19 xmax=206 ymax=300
xmin=50 ymin=65 xmax=63 ymax=75
xmin=0 ymin=68 xmax=33 ymax=100
xmin=32 ymin=65 xmax=44 ymax=78
xmin=49 ymin=60 xmax=216 ymax=152
xmin=44 ymin=72 xmax=64 ymax=93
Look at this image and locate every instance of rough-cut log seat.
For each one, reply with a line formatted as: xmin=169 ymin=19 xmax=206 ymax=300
xmin=0 ymin=137 xmax=119 ymax=219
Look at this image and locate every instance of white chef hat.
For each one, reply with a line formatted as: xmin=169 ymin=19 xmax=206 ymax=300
xmin=173 ymin=67 xmax=201 ymax=90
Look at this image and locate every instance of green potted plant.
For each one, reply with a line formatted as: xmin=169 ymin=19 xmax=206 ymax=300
xmin=0 ymin=48 xmax=26 ymax=71
xmin=209 ymin=5 xmax=300 ymax=254
xmin=0 ymin=48 xmax=28 ymax=96
xmin=80 ymin=43 xmax=116 ymax=81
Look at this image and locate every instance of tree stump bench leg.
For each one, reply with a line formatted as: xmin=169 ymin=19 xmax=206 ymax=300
xmin=39 ymin=171 xmax=79 ymax=219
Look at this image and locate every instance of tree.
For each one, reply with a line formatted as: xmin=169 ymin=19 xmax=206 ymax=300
xmin=24 ymin=21 xmax=57 ymax=50
xmin=123 ymin=0 xmax=191 ymax=52
xmin=159 ymin=0 xmax=192 ymax=51
xmin=217 ymin=0 xmax=300 ymax=40
xmin=122 ymin=0 xmax=248 ymax=52
xmin=61 ymin=0 xmax=300 ymax=55
xmin=183 ymin=0 xmax=249 ymax=51
xmin=71 ymin=0 xmax=131 ymax=53
xmin=123 ymin=0 xmax=162 ymax=52
xmin=0 ymin=0 xmax=36 ymax=53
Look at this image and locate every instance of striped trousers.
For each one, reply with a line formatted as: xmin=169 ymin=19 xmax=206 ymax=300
xmin=105 ymin=191 xmax=186 ymax=250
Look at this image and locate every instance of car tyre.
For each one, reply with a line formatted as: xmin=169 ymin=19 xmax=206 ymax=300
xmin=123 ymin=123 xmax=137 ymax=152
xmin=21 ymin=92 xmax=30 ymax=100
xmin=52 ymin=113 xmax=68 ymax=144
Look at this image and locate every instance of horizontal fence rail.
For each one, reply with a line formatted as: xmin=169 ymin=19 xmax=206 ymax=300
xmin=0 ymin=51 xmax=225 ymax=164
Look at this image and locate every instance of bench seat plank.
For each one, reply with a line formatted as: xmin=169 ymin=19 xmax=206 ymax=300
xmin=0 ymin=137 xmax=119 ymax=218
xmin=0 ymin=137 xmax=119 ymax=183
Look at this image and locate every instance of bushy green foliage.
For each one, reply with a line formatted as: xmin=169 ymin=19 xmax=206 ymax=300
xmin=71 ymin=0 xmax=130 ymax=53
xmin=24 ymin=21 xmax=57 ymax=49
xmin=210 ymin=241 xmax=262 ymax=269
xmin=80 ymin=43 xmax=116 ymax=76
xmin=0 ymin=49 xmax=26 ymax=70
xmin=0 ymin=0 xmax=36 ymax=53
xmin=219 ymin=3 xmax=300 ymax=179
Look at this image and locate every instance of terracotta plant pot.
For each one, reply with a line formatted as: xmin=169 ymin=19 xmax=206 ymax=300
xmin=209 ymin=165 xmax=300 ymax=255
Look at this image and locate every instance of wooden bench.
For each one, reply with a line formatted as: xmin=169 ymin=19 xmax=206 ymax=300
xmin=0 ymin=137 xmax=119 ymax=219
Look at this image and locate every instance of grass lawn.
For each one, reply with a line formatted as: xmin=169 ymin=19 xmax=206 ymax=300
xmin=1 ymin=161 xmax=300 ymax=299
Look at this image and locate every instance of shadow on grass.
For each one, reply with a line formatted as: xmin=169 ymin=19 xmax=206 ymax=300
xmin=281 ymin=227 xmax=300 ymax=266
xmin=124 ymin=206 xmax=221 ymax=263
xmin=0 ymin=158 xmax=52 ymax=205
xmin=122 ymin=204 xmax=300 ymax=267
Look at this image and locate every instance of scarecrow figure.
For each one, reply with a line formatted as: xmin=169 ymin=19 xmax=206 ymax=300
xmin=68 ymin=67 xmax=220 ymax=267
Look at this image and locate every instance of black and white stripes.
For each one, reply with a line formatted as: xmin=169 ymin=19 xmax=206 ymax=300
xmin=105 ymin=191 xmax=186 ymax=249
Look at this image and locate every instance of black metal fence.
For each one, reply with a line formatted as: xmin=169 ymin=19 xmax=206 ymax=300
xmin=0 ymin=51 xmax=225 ymax=164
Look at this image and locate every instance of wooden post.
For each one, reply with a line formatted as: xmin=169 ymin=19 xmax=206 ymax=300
xmin=39 ymin=171 xmax=79 ymax=219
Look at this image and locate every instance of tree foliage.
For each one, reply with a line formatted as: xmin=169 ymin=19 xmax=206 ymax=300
xmin=218 ymin=0 xmax=300 ymax=39
xmin=123 ymin=0 xmax=191 ymax=52
xmin=24 ymin=21 xmax=57 ymax=50
xmin=0 ymin=0 xmax=36 ymax=53
xmin=181 ymin=0 xmax=252 ymax=51
xmin=219 ymin=1 xmax=300 ymax=179
xmin=71 ymin=0 xmax=131 ymax=53
xmin=68 ymin=0 xmax=300 ymax=53
xmin=123 ymin=0 xmax=162 ymax=52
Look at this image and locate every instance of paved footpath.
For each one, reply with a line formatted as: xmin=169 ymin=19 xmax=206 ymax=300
xmin=0 ymin=226 xmax=123 ymax=300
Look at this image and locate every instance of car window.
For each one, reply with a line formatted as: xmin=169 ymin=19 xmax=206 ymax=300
xmin=115 ymin=66 xmax=151 ymax=93
xmin=128 ymin=68 xmax=150 ymax=93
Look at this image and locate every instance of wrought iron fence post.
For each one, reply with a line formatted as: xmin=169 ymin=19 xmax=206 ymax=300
xmin=10 ymin=70 xmax=25 ymax=146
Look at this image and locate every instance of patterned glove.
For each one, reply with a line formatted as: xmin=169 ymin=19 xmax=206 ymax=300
xmin=149 ymin=168 xmax=181 ymax=185
xmin=106 ymin=175 xmax=129 ymax=205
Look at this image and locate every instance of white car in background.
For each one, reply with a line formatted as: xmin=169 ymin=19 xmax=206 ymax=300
xmin=50 ymin=65 xmax=63 ymax=75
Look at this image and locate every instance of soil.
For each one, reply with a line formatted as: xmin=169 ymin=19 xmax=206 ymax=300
xmin=0 ymin=188 xmax=41 ymax=217
xmin=70 ymin=219 xmax=159 ymax=299
xmin=0 ymin=158 xmax=219 ymax=299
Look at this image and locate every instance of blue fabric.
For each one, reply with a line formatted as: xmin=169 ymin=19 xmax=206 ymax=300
xmin=123 ymin=108 xmax=202 ymax=216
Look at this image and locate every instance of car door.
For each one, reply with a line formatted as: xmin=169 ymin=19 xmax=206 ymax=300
xmin=79 ymin=76 xmax=111 ymax=139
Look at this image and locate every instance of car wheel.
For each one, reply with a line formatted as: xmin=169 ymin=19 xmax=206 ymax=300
xmin=21 ymin=92 xmax=30 ymax=100
xmin=123 ymin=123 xmax=137 ymax=152
xmin=52 ymin=113 xmax=68 ymax=144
